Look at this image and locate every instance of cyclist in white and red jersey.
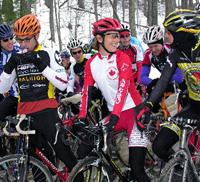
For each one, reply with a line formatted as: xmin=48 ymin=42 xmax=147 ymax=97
xmin=79 ymin=17 xmax=150 ymax=182
xmin=0 ymin=14 xmax=82 ymax=180
xmin=118 ymin=22 xmax=143 ymax=84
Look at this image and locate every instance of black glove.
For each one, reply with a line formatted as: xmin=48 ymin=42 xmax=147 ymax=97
xmin=134 ymin=102 xmax=153 ymax=132
xmin=23 ymin=51 xmax=48 ymax=72
xmin=104 ymin=114 xmax=119 ymax=132
xmin=147 ymin=79 xmax=158 ymax=94
xmin=4 ymin=55 xmax=20 ymax=74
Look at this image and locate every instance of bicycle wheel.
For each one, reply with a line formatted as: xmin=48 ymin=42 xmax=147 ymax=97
xmin=0 ymin=154 xmax=53 ymax=182
xmin=157 ymin=156 xmax=195 ymax=182
xmin=68 ymin=156 xmax=112 ymax=182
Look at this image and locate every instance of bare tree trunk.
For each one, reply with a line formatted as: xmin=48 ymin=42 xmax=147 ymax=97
xmin=129 ymin=0 xmax=136 ymax=36
xmin=122 ymin=0 xmax=125 ymax=22
xmin=165 ymin=0 xmax=176 ymax=15
xmin=188 ymin=1 xmax=194 ymax=9
xmin=45 ymin=0 xmax=55 ymax=42
xmin=152 ymin=0 xmax=158 ymax=25
xmin=143 ymin=0 xmax=148 ymax=17
xmin=100 ymin=0 xmax=103 ymax=7
xmin=147 ymin=0 xmax=152 ymax=25
xmin=54 ymin=0 xmax=62 ymax=50
xmin=78 ymin=0 xmax=85 ymax=9
xmin=108 ymin=0 xmax=120 ymax=21
xmin=181 ymin=0 xmax=188 ymax=8
xmin=113 ymin=0 xmax=118 ymax=19
xmin=93 ymin=0 xmax=98 ymax=21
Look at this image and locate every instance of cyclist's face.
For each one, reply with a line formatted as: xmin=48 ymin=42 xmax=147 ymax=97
xmin=148 ymin=43 xmax=163 ymax=56
xmin=16 ymin=34 xmax=38 ymax=52
xmin=103 ymin=31 xmax=120 ymax=53
xmin=71 ymin=47 xmax=83 ymax=62
xmin=61 ymin=57 xmax=70 ymax=68
xmin=164 ymin=30 xmax=174 ymax=44
xmin=0 ymin=36 xmax=14 ymax=52
xmin=120 ymin=32 xmax=131 ymax=47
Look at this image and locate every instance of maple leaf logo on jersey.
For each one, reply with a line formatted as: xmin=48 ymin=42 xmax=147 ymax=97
xmin=107 ymin=66 xmax=118 ymax=80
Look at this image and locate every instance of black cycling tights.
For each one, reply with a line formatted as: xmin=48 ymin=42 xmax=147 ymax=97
xmin=129 ymin=147 xmax=150 ymax=182
xmin=152 ymin=127 xmax=178 ymax=162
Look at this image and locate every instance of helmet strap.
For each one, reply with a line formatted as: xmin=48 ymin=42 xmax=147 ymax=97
xmin=33 ymin=35 xmax=39 ymax=50
xmin=99 ymin=35 xmax=115 ymax=54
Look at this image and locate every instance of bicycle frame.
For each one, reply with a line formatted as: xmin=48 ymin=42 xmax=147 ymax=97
xmin=36 ymin=148 xmax=68 ymax=181
xmin=3 ymin=115 xmax=70 ymax=182
xmin=169 ymin=124 xmax=200 ymax=182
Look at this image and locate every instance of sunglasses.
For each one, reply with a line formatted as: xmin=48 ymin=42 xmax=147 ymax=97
xmin=72 ymin=50 xmax=82 ymax=55
xmin=2 ymin=36 xmax=14 ymax=42
xmin=16 ymin=36 xmax=34 ymax=43
xmin=104 ymin=33 xmax=120 ymax=39
xmin=120 ymin=34 xmax=130 ymax=38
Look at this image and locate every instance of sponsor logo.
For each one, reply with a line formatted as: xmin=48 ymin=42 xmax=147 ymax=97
xmin=107 ymin=66 xmax=118 ymax=80
xmin=33 ymin=83 xmax=46 ymax=88
xmin=115 ymin=79 xmax=126 ymax=104
xmin=18 ymin=64 xmax=35 ymax=70
xmin=20 ymin=84 xmax=29 ymax=89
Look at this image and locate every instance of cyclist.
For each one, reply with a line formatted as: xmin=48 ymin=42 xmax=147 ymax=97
xmin=79 ymin=17 xmax=150 ymax=182
xmin=0 ymin=24 xmax=19 ymax=120
xmin=118 ymin=22 xmax=143 ymax=84
xmin=141 ymin=25 xmax=184 ymax=114
xmin=67 ymin=38 xmax=87 ymax=90
xmin=0 ymin=14 xmax=82 ymax=179
xmin=135 ymin=9 xmax=200 ymax=162
xmin=0 ymin=24 xmax=20 ymax=156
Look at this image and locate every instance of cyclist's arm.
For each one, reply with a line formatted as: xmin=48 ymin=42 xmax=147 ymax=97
xmin=171 ymin=67 xmax=184 ymax=84
xmin=79 ymin=57 xmax=96 ymax=118
xmin=41 ymin=49 xmax=68 ymax=91
xmin=0 ymin=70 xmax=16 ymax=94
xmin=134 ymin=44 xmax=143 ymax=83
xmin=112 ymin=51 xmax=133 ymax=117
xmin=67 ymin=63 xmax=75 ymax=93
xmin=140 ymin=50 xmax=152 ymax=85
xmin=140 ymin=65 xmax=152 ymax=85
xmin=148 ymin=55 xmax=177 ymax=105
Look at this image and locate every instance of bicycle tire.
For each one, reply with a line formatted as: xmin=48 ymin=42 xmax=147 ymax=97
xmin=156 ymin=156 xmax=196 ymax=182
xmin=68 ymin=156 xmax=112 ymax=182
xmin=0 ymin=154 xmax=53 ymax=181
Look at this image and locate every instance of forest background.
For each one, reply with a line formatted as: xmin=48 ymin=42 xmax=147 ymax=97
xmin=0 ymin=0 xmax=198 ymax=50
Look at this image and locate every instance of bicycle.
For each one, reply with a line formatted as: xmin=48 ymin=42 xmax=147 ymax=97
xmin=66 ymin=112 xmax=165 ymax=182
xmin=152 ymin=116 xmax=200 ymax=182
xmin=0 ymin=114 xmax=61 ymax=181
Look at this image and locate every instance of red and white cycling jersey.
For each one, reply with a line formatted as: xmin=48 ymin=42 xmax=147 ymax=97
xmin=79 ymin=50 xmax=142 ymax=118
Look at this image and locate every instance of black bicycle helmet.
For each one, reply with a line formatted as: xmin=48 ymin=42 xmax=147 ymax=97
xmin=163 ymin=9 xmax=200 ymax=34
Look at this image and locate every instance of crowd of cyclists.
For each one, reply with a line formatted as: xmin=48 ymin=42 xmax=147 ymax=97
xmin=0 ymin=4 xmax=200 ymax=182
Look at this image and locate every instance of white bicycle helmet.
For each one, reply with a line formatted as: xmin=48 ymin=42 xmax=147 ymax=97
xmin=67 ymin=38 xmax=83 ymax=50
xmin=121 ymin=22 xmax=130 ymax=32
xmin=143 ymin=25 xmax=163 ymax=44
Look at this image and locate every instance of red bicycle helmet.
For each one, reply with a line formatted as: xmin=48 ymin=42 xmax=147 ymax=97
xmin=92 ymin=18 xmax=122 ymax=36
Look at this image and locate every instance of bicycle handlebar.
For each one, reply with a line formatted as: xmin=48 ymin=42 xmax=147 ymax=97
xmin=150 ymin=114 xmax=199 ymax=127
xmin=3 ymin=121 xmax=20 ymax=137
xmin=16 ymin=114 xmax=36 ymax=135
